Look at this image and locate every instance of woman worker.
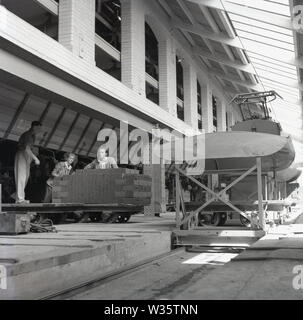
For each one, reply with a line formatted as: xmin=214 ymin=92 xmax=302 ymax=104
xmin=43 ymin=152 xmax=76 ymax=203
xmin=84 ymin=147 xmax=118 ymax=170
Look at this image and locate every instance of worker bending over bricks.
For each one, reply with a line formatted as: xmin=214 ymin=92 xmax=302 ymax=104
xmin=14 ymin=121 xmax=42 ymax=204
xmin=43 ymin=152 xmax=76 ymax=203
xmin=84 ymin=147 xmax=118 ymax=169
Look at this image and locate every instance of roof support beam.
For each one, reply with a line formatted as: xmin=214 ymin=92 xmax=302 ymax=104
xmin=172 ymin=19 xmax=243 ymax=48
xmin=3 ymin=93 xmax=30 ymax=139
xmin=73 ymin=118 xmax=93 ymax=153
xmin=199 ymin=4 xmax=244 ymax=91
xmin=176 ymin=0 xmax=196 ymax=24
xmin=216 ymin=9 xmax=257 ymax=84
xmin=173 ymin=18 xmax=303 ymax=69
xmin=59 ymin=113 xmax=80 ymax=151
xmin=209 ymin=70 xmax=263 ymax=90
xmin=86 ymin=122 xmax=105 ymax=156
xmin=39 ymin=101 xmax=52 ymax=124
xmin=193 ymin=47 xmax=256 ymax=74
xmin=44 ymin=107 xmax=67 ymax=148
xmin=38 ymin=101 xmax=52 ymax=145
xmin=157 ymin=0 xmax=175 ymax=19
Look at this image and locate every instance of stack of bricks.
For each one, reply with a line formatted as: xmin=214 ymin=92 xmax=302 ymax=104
xmin=52 ymin=168 xmax=152 ymax=205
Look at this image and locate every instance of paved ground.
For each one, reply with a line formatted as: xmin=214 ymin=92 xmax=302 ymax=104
xmin=62 ymin=212 xmax=303 ymax=300
xmin=0 ymin=214 xmax=174 ymax=300
xmin=174 ymin=213 xmax=303 ymax=300
xmin=61 ymin=247 xmax=241 ymax=300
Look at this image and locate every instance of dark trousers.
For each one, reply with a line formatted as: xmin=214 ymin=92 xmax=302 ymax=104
xmin=43 ymin=184 xmax=52 ymax=203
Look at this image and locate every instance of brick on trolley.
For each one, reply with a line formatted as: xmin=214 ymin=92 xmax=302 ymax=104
xmin=51 ymin=168 xmax=152 ymax=205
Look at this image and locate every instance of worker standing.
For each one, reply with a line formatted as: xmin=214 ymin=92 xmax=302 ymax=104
xmin=43 ymin=152 xmax=76 ymax=203
xmin=84 ymin=147 xmax=118 ymax=169
xmin=14 ymin=121 xmax=42 ymax=204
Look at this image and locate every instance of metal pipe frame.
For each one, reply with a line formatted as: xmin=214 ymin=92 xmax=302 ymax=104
xmin=174 ymin=157 xmax=265 ymax=230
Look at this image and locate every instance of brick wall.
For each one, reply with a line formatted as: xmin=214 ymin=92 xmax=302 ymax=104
xmin=121 ymin=0 xmax=146 ymax=95
xmin=58 ymin=0 xmax=95 ymax=64
xmin=216 ymin=99 xmax=227 ymax=131
xmin=184 ymin=62 xmax=198 ymax=130
xmin=201 ymin=83 xmax=214 ymax=133
xmin=158 ymin=37 xmax=177 ymax=117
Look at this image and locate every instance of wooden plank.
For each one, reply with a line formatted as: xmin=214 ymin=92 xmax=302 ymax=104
xmin=173 ymin=229 xmax=265 ymax=238
xmin=234 ymin=249 xmax=303 ymax=261
xmin=1 ymin=203 xmax=144 ymax=213
xmin=250 ymin=238 xmax=303 ymax=249
xmin=175 ymin=235 xmax=256 ymax=247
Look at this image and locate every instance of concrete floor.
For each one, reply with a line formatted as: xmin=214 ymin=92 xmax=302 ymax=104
xmin=173 ymin=215 xmax=303 ymax=300
xmin=60 ymin=213 xmax=303 ymax=300
xmin=2 ymin=211 xmax=303 ymax=300
xmin=62 ymin=248 xmax=241 ymax=300
xmin=0 ymin=214 xmax=175 ymax=300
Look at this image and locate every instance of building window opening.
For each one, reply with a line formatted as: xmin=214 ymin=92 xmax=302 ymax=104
xmin=176 ymin=56 xmax=184 ymax=121
xmin=145 ymin=23 xmax=159 ymax=105
xmin=1 ymin=0 xmax=59 ymax=40
xmin=95 ymin=0 xmax=121 ymax=80
xmin=212 ymin=95 xmax=217 ymax=132
xmin=197 ymin=80 xmax=202 ymax=130
xmin=95 ymin=0 xmax=121 ymax=51
xmin=95 ymin=47 xmax=121 ymax=80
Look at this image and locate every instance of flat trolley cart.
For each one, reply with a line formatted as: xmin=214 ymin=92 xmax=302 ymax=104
xmin=162 ymin=131 xmax=295 ymax=246
xmin=1 ymin=203 xmax=145 ymax=224
xmin=174 ymin=200 xmax=294 ymax=227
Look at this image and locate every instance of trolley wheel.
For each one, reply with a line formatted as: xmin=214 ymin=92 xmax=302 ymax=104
xmin=73 ymin=212 xmax=85 ymax=223
xmin=106 ymin=213 xmax=120 ymax=223
xmin=49 ymin=213 xmax=68 ymax=224
xmin=89 ymin=212 xmax=102 ymax=222
xmin=240 ymin=215 xmax=251 ymax=227
xmin=198 ymin=212 xmax=227 ymax=226
xmin=32 ymin=213 xmax=47 ymax=224
xmin=216 ymin=212 xmax=227 ymax=226
xmin=116 ymin=213 xmax=131 ymax=223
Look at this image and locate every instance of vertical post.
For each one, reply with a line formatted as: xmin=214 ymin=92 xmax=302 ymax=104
xmin=175 ymin=170 xmax=180 ymax=228
xmin=216 ymin=99 xmax=227 ymax=132
xmin=264 ymin=175 xmax=268 ymax=201
xmin=58 ymin=0 xmax=96 ymax=64
xmin=183 ymin=63 xmax=198 ymax=129
xmin=201 ymin=83 xmax=213 ymax=133
xmin=257 ymin=157 xmax=265 ymax=230
xmin=159 ymin=38 xmax=177 ymax=116
xmin=121 ymin=0 xmax=146 ymax=95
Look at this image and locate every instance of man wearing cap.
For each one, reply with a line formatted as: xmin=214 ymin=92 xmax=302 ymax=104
xmin=14 ymin=121 xmax=42 ymax=204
